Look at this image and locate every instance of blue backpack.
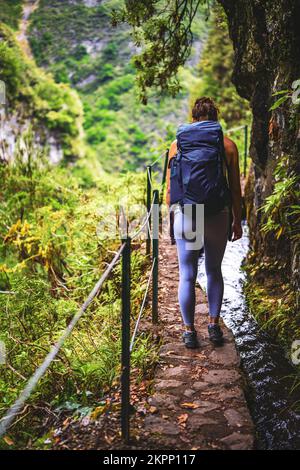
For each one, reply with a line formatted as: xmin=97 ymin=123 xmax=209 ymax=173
xmin=169 ymin=120 xmax=231 ymax=216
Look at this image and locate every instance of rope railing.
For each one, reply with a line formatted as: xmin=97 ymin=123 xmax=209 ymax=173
xmin=225 ymin=124 xmax=245 ymax=134
xmin=130 ymin=258 xmax=156 ymax=353
xmin=130 ymin=193 xmax=155 ymax=241
xmin=149 ymin=150 xmax=166 ymax=167
xmin=147 ymin=165 xmax=154 ymax=189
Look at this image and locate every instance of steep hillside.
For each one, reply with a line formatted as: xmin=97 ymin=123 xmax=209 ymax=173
xmin=0 ymin=9 xmax=85 ymax=162
xmin=0 ymin=0 xmax=23 ymax=29
xmin=28 ymin=0 xmax=207 ymax=171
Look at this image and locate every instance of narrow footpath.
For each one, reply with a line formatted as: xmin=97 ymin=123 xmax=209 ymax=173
xmin=16 ymin=0 xmax=39 ymax=59
xmin=51 ymin=238 xmax=255 ymax=450
xmin=142 ymin=239 xmax=255 ymax=450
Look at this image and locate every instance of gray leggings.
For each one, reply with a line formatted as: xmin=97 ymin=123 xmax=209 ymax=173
xmin=173 ymin=204 xmax=229 ymax=326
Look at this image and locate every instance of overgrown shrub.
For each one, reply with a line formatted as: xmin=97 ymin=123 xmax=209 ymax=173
xmin=0 ymin=136 xmax=157 ymax=447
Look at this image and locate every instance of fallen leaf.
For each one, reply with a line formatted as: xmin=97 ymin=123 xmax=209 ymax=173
xmin=181 ymin=402 xmax=200 ymax=409
xmin=3 ymin=436 xmax=14 ymax=446
xmin=177 ymin=413 xmax=188 ymax=426
xmin=90 ymin=405 xmax=106 ymax=420
xmin=149 ymin=406 xmax=158 ymax=414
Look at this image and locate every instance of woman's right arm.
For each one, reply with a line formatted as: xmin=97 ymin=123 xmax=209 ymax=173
xmin=165 ymin=139 xmax=177 ymax=206
xmin=224 ymin=136 xmax=243 ymax=241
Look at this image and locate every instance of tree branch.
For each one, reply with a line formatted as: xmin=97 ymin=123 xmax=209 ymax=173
xmin=111 ymin=0 xmax=210 ymax=103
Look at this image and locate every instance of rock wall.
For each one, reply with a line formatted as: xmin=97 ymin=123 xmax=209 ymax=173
xmin=219 ymin=0 xmax=300 ymax=291
xmin=0 ymin=107 xmax=63 ymax=164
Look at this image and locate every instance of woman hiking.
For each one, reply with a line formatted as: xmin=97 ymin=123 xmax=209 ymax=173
xmin=166 ymin=97 xmax=243 ymax=349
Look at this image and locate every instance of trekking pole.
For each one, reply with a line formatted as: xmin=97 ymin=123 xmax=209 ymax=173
xmin=152 ymin=190 xmax=159 ymax=324
xmin=121 ymin=236 xmax=131 ymax=443
xmin=146 ymin=165 xmax=152 ymax=256
xmin=244 ymin=125 xmax=248 ymax=177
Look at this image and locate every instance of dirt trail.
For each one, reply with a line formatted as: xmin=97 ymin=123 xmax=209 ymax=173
xmin=16 ymin=0 xmax=39 ymax=58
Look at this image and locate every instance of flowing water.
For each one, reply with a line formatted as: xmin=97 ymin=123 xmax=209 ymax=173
xmin=197 ymin=221 xmax=300 ymax=450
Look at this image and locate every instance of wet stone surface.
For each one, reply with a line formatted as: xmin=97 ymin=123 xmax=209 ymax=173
xmin=143 ymin=240 xmax=254 ymax=450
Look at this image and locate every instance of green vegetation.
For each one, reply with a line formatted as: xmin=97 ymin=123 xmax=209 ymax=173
xmin=244 ymin=155 xmax=300 ymax=354
xmin=0 ymin=23 xmax=84 ymax=160
xmin=242 ymin=74 xmax=300 ymax=364
xmin=0 ymin=133 xmax=158 ymax=448
xmin=260 ymin=156 xmax=300 ymax=244
xmin=270 ymin=79 xmax=300 ymax=139
xmin=28 ymin=0 xmax=121 ymax=68
xmin=110 ymin=0 xmax=210 ymax=104
xmin=244 ymin=276 xmax=299 ymax=351
xmin=0 ymin=0 xmax=22 ymax=30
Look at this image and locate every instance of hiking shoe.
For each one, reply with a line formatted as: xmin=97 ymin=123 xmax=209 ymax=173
xmin=208 ymin=324 xmax=224 ymax=346
xmin=182 ymin=330 xmax=199 ymax=349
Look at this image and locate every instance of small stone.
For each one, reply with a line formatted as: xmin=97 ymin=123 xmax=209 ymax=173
xmin=187 ymin=415 xmax=218 ymax=430
xmin=154 ymin=380 xmax=185 ymax=391
xmin=214 ymin=386 xmax=244 ymax=401
xmin=220 ymin=432 xmax=254 ymax=450
xmin=192 ymin=381 xmax=210 ymax=391
xmin=157 ymin=365 xmax=189 ymax=380
xmin=224 ymin=409 xmax=245 ymax=427
xmin=192 ymin=400 xmax=220 ymax=413
xmin=209 ymin=343 xmax=240 ymax=367
xmin=183 ymin=389 xmax=195 ymax=398
xmin=144 ymin=416 xmax=180 ymax=436
xmin=148 ymin=393 xmax=179 ymax=407
xmin=167 ymin=404 xmax=176 ymax=410
xmin=202 ymin=369 xmax=240 ymax=384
